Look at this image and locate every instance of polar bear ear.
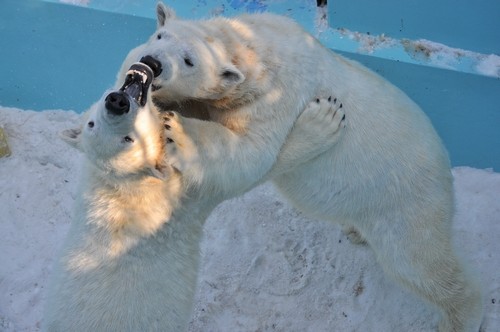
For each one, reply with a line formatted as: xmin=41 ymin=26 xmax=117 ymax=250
xmin=60 ymin=128 xmax=83 ymax=151
xmin=156 ymin=2 xmax=176 ymax=28
xmin=220 ymin=65 xmax=245 ymax=89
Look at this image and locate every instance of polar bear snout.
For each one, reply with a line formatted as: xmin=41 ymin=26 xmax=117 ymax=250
xmin=105 ymin=91 xmax=130 ymax=115
xmin=140 ymin=55 xmax=162 ymax=77
xmin=141 ymin=55 xmax=165 ymax=92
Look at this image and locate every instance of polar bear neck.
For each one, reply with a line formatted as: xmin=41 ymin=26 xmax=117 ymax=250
xmin=80 ymin=167 xmax=182 ymax=254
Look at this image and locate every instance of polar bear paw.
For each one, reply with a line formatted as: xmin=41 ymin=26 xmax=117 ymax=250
xmin=302 ymin=96 xmax=345 ymax=136
xmin=273 ymin=96 xmax=345 ymax=174
xmin=162 ymin=111 xmax=181 ymax=143
xmin=290 ymin=96 xmax=345 ymax=151
xmin=161 ymin=111 xmax=192 ymax=172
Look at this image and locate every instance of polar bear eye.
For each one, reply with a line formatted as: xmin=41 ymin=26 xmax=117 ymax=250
xmin=88 ymin=121 xmax=94 ymax=128
xmin=123 ymin=136 xmax=134 ymax=143
xmin=183 ymin=57 xmax=194 ymax=67
xmin=157 ymin=33 xmax=162 ymax=40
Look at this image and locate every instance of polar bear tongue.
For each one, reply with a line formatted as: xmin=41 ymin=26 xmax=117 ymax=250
xmin=119 ymin=62 xmax=154 ymax=107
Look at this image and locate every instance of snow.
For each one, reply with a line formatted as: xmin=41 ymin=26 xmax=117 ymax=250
xmin=59 ymin=0 xmax=90 ymax=6
xmin=475 ymin=54 xmax=500 ymax=78
xmin=334 ymin=27 xmax=500 ymax=79
xmin=0 ymin=106 xmax=499 ymax=331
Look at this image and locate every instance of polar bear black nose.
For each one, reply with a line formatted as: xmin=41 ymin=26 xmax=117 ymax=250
xmin=140 ymin=56 xmax=162 ymax=77
xmin=105 ymin=91 xmax=130 ymax=115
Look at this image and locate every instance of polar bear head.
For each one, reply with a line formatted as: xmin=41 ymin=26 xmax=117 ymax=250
xmin=61 ymin=87 xmax=167 ymax=180
xmin=129 ymin=3 xmax=246 ymax=102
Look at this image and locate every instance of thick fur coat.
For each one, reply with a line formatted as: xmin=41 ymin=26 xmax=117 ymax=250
xmin=43 ymin=92 xmax=201 ymax=331
xmin=116 ymin=3 xmax=483 ymax=331
xmin=44 ymin=84 xmax=344 ymax=330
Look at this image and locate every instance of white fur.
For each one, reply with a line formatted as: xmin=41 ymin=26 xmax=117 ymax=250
xmin=44 ymin=93 xmax=202 ymax=331
xmin=117 ymin=3 xmax=483 ymax=331
xmin=44 ymin=88 xmax=343 ymax=329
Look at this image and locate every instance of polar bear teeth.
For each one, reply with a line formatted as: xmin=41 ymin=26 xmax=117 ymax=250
xmin=125 ymin=69 xmax=148 ymax=85
xmin=119 ymin=63 xmax=154 ymax=106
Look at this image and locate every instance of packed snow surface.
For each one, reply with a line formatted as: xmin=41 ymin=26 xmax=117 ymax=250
xmin=0 ymin=106 xmax=499 ymax=331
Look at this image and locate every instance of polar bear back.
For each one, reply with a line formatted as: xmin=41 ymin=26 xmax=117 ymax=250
xmin=224 ymin=14 xmax=452 ymax=224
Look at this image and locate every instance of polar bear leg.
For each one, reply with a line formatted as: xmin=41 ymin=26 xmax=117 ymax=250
xmin=162 ymin=97 xmax=345 ymax=193
xmin=366 ymin=217 xmax=483 ymax=332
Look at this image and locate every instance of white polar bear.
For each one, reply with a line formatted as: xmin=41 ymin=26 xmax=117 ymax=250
xmin=44 ymin=60 xmax=345 ymax=331
xmin=118 ymin=3 xmax=483 ymax=331
xmin=44 ymin=82 xmax=198 ymax=331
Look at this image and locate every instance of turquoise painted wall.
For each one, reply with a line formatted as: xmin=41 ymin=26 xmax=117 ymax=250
xmin=328 ymin=0 xmax=500 ymax=54
xmin=0 ymin=0 xmax=154 ymax=112
xmin=0 ymin=0 xmax=498 ymax=169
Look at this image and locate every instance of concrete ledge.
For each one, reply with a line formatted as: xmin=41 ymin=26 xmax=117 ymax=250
xmin=328 ymin=0 xmax=500 ymax=54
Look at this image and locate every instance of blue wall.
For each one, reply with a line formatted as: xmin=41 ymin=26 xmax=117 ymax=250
xmin=0 ymin=0 xmax=154 ymax=112
xmin=0 ymin=0 xmax=498 ymax=170
xmin=329 ymin=0 xmax=500 ymax=54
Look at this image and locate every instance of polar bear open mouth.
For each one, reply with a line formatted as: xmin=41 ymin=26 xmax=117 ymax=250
xmin=119 ymin=62 xmax=154 ymax=106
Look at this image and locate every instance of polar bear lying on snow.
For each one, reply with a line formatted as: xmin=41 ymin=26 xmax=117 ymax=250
xmin=114 ymin=3 xmax=483 ymax=331
xmin=44 ymin=58 xmax=345 ymax=330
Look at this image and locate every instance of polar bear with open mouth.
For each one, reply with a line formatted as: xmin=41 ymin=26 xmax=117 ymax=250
xmin=44 ymin=56 xmax=345 ymax=330
xmin=116 ymin=3 xmax=483 ymax=331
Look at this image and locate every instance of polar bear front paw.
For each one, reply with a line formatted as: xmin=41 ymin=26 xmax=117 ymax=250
xmin=161 ymin=111 xmax=192 ymax=172
xmin=302 ymin=96 xmax=345 ymax=137
xmin=162 ymin=111 xmax=181 ymax=143
xmin=292 ymin=96 xmax=345 ymax=150
xmin=272 ymin=96 xmax=345 ymax=175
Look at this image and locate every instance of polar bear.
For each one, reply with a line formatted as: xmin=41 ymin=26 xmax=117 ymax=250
xmin=43 ymin=65 xmax=197 ymax=331
xmin=44 ymin=60 xmax=346 ymax=331
xmin=117 ymin=3 xmax=483 ymax=331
